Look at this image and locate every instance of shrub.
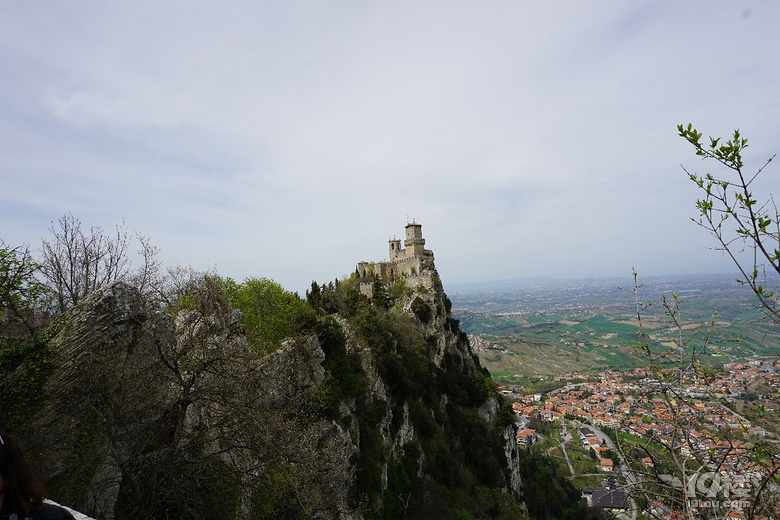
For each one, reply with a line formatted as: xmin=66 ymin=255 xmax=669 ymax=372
xmin=0 ymin=324 xmax=60 ymax=429
xmin=411 ymin=297 xmax=432 ymax=323
xmin=224 ymin=277 xmax=315 ymax=350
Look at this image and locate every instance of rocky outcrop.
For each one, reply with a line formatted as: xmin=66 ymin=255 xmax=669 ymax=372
xmin=21 ymin=282 xmax=165 ymax=518
xmin=13 ymin=270 xmax=524 ymax=518
xmin=340 ymin=268 xmax=525 ymax=508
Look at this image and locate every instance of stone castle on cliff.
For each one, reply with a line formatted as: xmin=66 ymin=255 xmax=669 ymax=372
xmin=357 ymin=221 xmax=437 ymax=296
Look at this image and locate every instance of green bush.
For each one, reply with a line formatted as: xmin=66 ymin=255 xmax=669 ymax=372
xmin=0 ymin=324 xmax=60 ymax=429
xmin=411 ymin=296 xmax=432 ymax=323
xmin=224 ymin=277 xmax=316 ymax=350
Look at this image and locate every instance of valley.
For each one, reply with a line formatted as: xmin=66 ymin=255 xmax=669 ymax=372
xmin=450 ymin=273 xmax=780 ymax=383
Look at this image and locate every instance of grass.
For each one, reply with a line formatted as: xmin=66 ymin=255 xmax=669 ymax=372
xmin=615 ymin=430 xmax=665 ymax=454
xmin=489 ymin=370 xmax=513 ymax=378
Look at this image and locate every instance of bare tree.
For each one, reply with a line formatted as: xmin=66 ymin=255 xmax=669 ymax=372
xmin=127 ymin=232 xmax=163 ymax=300
xmin=39 ymin=214 xmax=164 ymax=313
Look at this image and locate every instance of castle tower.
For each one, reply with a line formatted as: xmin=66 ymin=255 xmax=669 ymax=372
xmin=404 ymin=221 xmax=425 ymax=257
xmin=388 ymin=238 xmax=403 ymax=261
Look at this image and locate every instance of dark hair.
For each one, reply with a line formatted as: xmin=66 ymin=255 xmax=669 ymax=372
xmin=0 ymin=433 xmax=45 ymax=514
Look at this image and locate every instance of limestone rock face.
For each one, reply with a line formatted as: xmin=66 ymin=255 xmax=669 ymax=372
xmin=23 ymin=281 xmax=169 ymax=518
xmin=336 ymin=270 xmax=526 ymax=508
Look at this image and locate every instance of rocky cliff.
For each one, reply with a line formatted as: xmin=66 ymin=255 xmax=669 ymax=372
xmin=5 ymin=265 xmax=527 ymax=519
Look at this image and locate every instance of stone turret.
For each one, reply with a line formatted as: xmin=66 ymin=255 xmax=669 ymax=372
xmin=389 ymin=221 xmax=425 ymax=262
xmin=389 ymin=238 xmax=403 ymax=261
xmin=403 ymin=221 xmax=425 ymax=257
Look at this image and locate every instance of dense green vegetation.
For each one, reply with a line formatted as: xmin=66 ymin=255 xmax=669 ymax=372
xmin=0 ymin=323 xmax=60 ymax=428
xmin=515 ymin=448 xmax=603 ymax=520
xmin=223 ymin=276 xmax=316 ymax=349
xmin=308 ymin=276 xmax=524 ymax=519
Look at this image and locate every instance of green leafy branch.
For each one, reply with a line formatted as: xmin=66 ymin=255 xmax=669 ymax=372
xmin=678 ymin=123 xmax=780 ymax=322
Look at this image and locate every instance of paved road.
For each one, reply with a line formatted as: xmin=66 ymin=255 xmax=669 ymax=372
xmin=586 ymin=423 xmax=639 ymax=520
xmin=559 ymin=419 xmax=576 ymax=478
xmin=559 ymin=440 xmax=576 ymax=478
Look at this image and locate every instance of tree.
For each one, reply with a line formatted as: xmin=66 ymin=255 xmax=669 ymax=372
xmin=370 ymin=274 xmax=390 ymax=309
xmin=679 ymin=124 xmax=780 ymax=322
xmin=223 ymin=276 xmax=315 ymax=351
xmin=39 ymin=213 xmax=131 ymax=312
xmin=615 ymin=127 xmax=780 ymax=520
xmin=623 ymin=275 xmax=723 ymax=519
xmin=128 ymin=233 xmax=163 ymax=300
xmin=0 ymin=240 xmax=48 ymax=340
xmin=39 ymin=214 xmax=161 ymax=313
xmin=677 ymin=125 xmax=780 ymax=519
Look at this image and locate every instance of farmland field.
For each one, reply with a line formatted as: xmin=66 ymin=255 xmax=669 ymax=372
xmin=448 ymin=273 xmax=780 ymax=382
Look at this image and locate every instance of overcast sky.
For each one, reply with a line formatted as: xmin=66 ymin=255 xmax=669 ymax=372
xmin=3 ymin=2 xmax=780 ymax=294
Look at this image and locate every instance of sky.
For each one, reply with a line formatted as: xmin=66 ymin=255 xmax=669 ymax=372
xmin=2 ymin=1 xmax=780 ymax=295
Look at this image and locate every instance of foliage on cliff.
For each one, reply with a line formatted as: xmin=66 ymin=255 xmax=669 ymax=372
xmin=307 ymin=275 xmax=598 ymax=520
